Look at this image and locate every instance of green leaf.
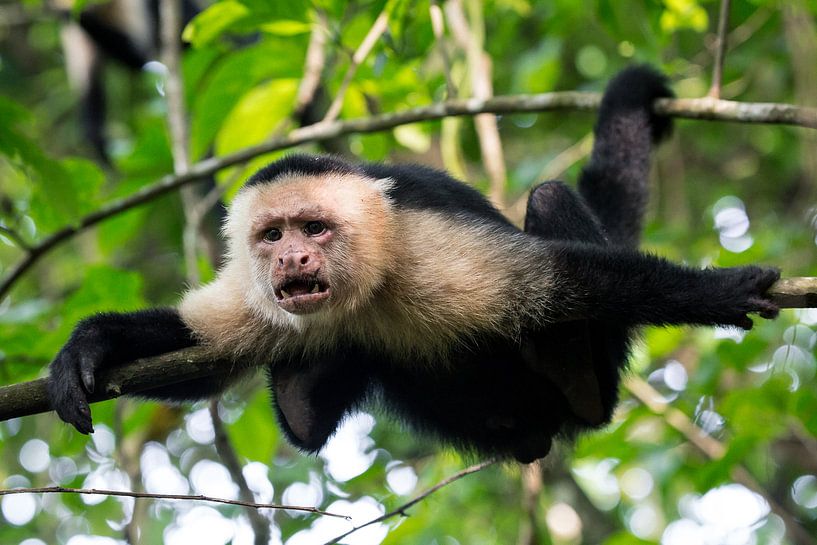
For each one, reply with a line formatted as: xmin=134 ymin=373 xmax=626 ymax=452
xmin=183 ymin=0 xmax=251 ymax=48
xmin=227 ymin=388 xmax=279 ymax=461
xmin=215 ymin=79 xmax=298 ymax=155
xmin=190 ymin=40 xmax=304 ymax=159
xmin=59 ymin=265 xmax=145 ymax=326
xmin=260 ymin=20 xmax=312 ymax=36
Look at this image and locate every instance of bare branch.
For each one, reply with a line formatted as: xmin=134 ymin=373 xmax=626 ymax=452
xmin=321 ymin=10 xmax=389 ymax=123
xmin=159 ymin=0 xmax=191 ymax=177
xmin=160 ymin=0 xmax=204 ymax=286
xmin=209 ymin=401 xmax=272 ymax=545
xmin=517 ymin=463 xmax=544 ymax=545
xmin=293 ymin=10 xmax=329 ymax=119
xmin=446 ymin=0 xmax=507 ymax=207
xmin=0 ymin=346 xmax=230 ymax=421
xmin=654 ymin=96 xmax=817 ymax=127
xmin=767 ymin=277 xmax=817 ymax=308
xmin=708 ymin=0 xmax=732 ymax=98
xmin=1 ymin=92 xmax=816 ymax=301
xmin=0 ymin=486 xmax=349 ymax=519
xmin=429 ymin=1 xmax=457 ymax=98
xmin=321 ymin=459 xmax=497 ymax=545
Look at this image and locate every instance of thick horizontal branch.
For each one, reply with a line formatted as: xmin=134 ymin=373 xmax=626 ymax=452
xmin=766 ymin=277 xmax=817 ymax=308
xmin=0 ymin=486 xmax=349 ymax=519
xmin=1 ymin=276 xmax=814 ymax=424
xmin=0 ymin=346 xmax=228 ymax=422
xmin=1 ymin=93 xmax=815 ymax=300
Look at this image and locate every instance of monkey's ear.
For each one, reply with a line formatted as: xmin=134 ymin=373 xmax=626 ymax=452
xmin=522 ymin=324 xmax=605 ymax=425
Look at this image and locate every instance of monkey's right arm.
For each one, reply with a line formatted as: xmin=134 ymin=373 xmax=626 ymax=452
xmin=48 ymin=308 xmax=235 ymax=434
xmin=540 ymin=241 xmax=780 ymax=329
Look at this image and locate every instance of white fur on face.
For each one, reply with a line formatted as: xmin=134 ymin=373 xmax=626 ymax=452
xmin=179 ymin=171 xmax=556 ymax=365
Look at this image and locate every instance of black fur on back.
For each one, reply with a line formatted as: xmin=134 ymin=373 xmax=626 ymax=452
xmin=246 ymin=153 xmax=512 ymax=226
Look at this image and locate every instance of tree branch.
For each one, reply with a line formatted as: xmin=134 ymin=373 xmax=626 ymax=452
xmin=0 ymin=346 xmax=228 ymax=421
xmin=160 ymin=0 xmax=201 ymax=286
xmin=321 ymin=9 xmax=389 ymax=123
xmin=1 ymin=92 xmax=816 ymax=300
xmin=1 ymin=276 xmax=814 ymax=424
xmin=0 ymin=486 xmax=349 ymax=519
xmin=708 ymin=0 xmax=732 ymax=98
xmin=321 ymin=459 xmax=497 ymax=545
xmin=446 ymin=0 xmax=507 ymax=207
xmin=209 ymin=400 xmax=272 ymax=545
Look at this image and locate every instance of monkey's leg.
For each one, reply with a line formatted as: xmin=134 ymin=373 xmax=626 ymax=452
xmin=525 ymin=181 xmax=608 ymax=244
xmin=77 ymin=11 xmax=151 ymax=70
xmin=48 ymin=308 xmax=235 ymax=433
xmin=578 ymin=66 xmax=673 ymax=247
xmin=268 ymin=353 xmax=373 ymax=453
xmin=523 ymin=182 xmax=630 ymax=430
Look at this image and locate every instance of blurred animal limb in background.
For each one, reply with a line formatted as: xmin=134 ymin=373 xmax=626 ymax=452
xmin=55 ymin=0 xmax=198 ymax=165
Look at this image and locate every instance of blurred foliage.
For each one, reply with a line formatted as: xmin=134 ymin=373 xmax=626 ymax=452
xmin=1 ymin=0 xmax=816 ymax=544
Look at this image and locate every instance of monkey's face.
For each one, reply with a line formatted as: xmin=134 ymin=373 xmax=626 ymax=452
xmin=227 ymin=173 xmax=397 ymax=319
xmin=252 ymin=213 xmax=334 ymax=315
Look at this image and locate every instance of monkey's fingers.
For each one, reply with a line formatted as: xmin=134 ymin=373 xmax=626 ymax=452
xmin=735 ymin=315 xmax=754 ymax=331
xmin=80 ymin=353 xmax=98 ymax=393
xmin=751 ymin=298 xmax=780 ymax=320
xmin=48 ymin=376 xmax=94 ymax=434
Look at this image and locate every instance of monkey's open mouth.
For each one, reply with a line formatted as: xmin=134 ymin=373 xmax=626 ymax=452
xmin=274 ymin=278 xmax=331 ymax=313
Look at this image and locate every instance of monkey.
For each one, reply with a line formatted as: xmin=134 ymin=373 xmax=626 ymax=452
xmin=47 ymin=66 xmax=780 ymax=463
xmin=57 ymin=0 xmax=200 ymax=164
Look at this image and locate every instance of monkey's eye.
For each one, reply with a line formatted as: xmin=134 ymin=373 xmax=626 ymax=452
xmin=304 ymin=221 xmax=326 ymax=236
xmin=262 ymin=228 xmax=282 ymax=243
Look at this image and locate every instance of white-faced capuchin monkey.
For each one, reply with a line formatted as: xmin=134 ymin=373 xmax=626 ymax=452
xmin=48 ymin=66 xmax=780 ymax=463
xmin=57 ymin=0 xmax=199 ymax=164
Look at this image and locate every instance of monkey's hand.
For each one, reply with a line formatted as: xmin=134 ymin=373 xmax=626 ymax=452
xmin=714 ymin=265 xmax=781 ymax=330
xmin=47 ymin=309 xmax=197 ymax=434
xmin=48 ymin=317 xmax=111 ymax=434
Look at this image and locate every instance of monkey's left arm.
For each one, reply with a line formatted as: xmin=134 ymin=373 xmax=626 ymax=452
xmin=48 ymin=308 xmax=240 ymax=434
xmin=540 ymin=241 xmax=780 ymax=329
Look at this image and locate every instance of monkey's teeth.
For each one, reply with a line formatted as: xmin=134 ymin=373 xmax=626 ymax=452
xmin=281 ymin=289 xmax=291 ymax=299
xmin=311 ymin=283 xmax=320 ymax=294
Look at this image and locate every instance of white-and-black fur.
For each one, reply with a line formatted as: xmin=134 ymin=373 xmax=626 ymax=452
xmin=48 ymin=67 xmax=779 ymax=462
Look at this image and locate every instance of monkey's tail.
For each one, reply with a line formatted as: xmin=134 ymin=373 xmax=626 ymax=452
xmin=578 ymin=65 xmax=674 ymax=248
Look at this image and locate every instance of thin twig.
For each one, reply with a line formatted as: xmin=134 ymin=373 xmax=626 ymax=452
xmin=321 ymin=10 xmax=389 ymax=123
xmin=626 ymin=377 xmax=814 ymax=545
xmin=0 ymin=486 xmax=349 ymax=519
xmin=430 ymin=1 xmax=457 ymax=98
xmin=294 ymin=10 xmax=329 ymax=120
xmin=446 ymin=0 xmax=507 ymax=207
xmin=1 ymin=92 xmax=816 ymax=301
xmin=708 ymin=0 xmax=732 ymax=98
xmin=517 ymin=463 xmax=544 ymax=545
xmin=209 ymin=401 xmax=272 ymax=545
xmin=322 ymin=459 xmax=497 ymax=545
xmin=160 ymin=0 xmax=201 ymax=286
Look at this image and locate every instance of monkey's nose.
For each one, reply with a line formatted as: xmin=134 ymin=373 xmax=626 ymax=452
xmin=279 ymin=251 xmax=310 ymax=272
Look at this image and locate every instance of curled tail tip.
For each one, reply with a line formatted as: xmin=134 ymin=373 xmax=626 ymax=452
xmin=599 ymin=64 xmax=674 ymax=143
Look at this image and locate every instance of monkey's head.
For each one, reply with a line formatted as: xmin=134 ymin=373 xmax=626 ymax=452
xmin=225 ymin=166 xmax=397 ymax=318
